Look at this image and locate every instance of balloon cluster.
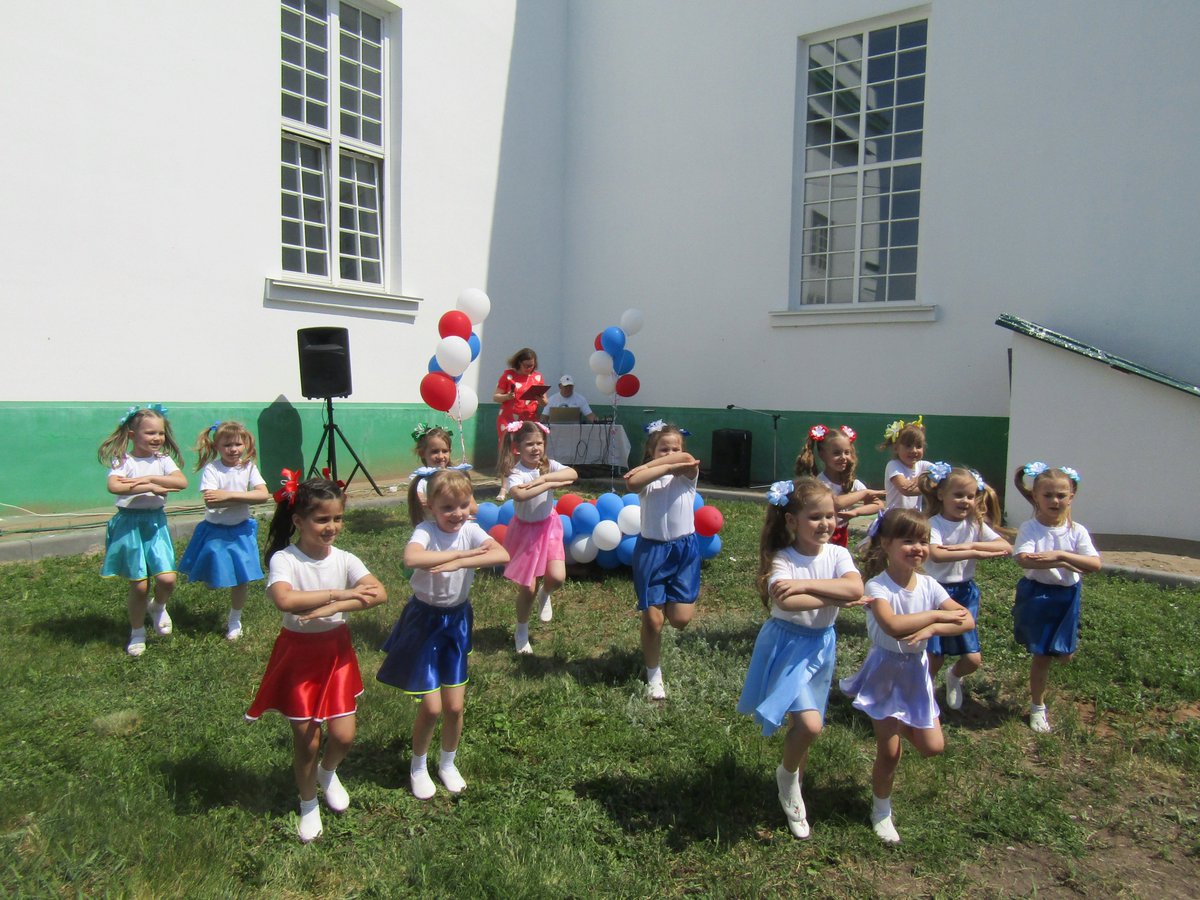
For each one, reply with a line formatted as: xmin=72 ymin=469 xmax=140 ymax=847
xmin=419 ymin=289 xmax=492 ymax=420
xmin=588 ymin=308 xmax=644 ymax=399
xmin=474 ymin=491 xmax=725 ymax=569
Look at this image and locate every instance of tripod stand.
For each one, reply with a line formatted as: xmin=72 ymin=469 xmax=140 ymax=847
xmin=307 ymin=397 xmax=382 ymax=494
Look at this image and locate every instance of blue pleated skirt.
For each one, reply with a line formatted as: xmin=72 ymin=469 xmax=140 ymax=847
xmin=101 ymin=508 xmax=176 ymax=581
xmin=927 ymin=580 xmax=981 ymax=657
xmin=1012 ymin=578 xmax=1081 ymax=656
xmin=737 ymin=619 xmax=836 ymax=736
xmin=376 ymin=597 xmax=473 ymax=695
xmin=179 ymin=518 xmax=264 ymax=589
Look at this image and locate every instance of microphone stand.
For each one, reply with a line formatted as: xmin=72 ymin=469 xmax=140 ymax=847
xmin=726 ymin=403 xmax=786 ymax=485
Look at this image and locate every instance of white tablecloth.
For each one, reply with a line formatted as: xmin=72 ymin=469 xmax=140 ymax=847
xmin=547 ymin=424 xmax=632 ymax=468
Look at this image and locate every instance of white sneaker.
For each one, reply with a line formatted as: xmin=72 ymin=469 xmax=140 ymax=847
xmin=437 ymin=764 xmax=467 ymax=794
xmin=317 ymin=766 xmax=349 ymax=812
xmin=225 ymin=624 xmax=243 ymax=642
xmin=1030 ymin=707 xmax=1052 ymax=734
xmin=515 ymin=640 xmax=533 ymax=655
xmin=126 ymin=638 xmax=146 ymax=657
xmin=537 ymin=592 xmax=553 ymax=623
xmin=776 ymin=765 xmax=809 ymax=839
xmin=411 ymin=768 xmax=437 ymax=800
xmin=872 ymin=814 xmax=901 ymax=844
xmin=149 ymin=603 xmax=172 ymax=636
xmin=945 ymin=669 xmax=963 ymax=710
xmin=646 ymin=678 xmax=666 ymax=701
xmin=297 ymin=800 xmax=323 ymax=843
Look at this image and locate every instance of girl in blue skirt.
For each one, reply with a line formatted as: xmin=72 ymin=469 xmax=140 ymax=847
xmin=737 ymin=477 xmax=864 ymax=840
xmin=1011 ymin=462 xmax=1102 ymax=734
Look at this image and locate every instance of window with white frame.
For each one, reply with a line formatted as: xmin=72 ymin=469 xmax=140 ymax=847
xmin=280 ymin=0 xmax=386 ymax=285
xmin=791 ymin=16 xmax=927 ymax=307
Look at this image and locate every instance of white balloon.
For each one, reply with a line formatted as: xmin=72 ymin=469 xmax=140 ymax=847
xmin=592 ymin=519 xmax=622 ymax=551
xmin=595 ymin=372 xmax=617 ymax=395
xmin=617 ymin=505 xmax=641 ymax=536
xmin=569 ymin=534 xmax=598 ymax=563
xmin=620 ymin=308 xmax=645 ymax=336
xmin=456 ymin=288 xmax=491 ymax=325
xmin=449 ymin=383 xmax=478 ymax=421
xmin=435 ymin=336 xmax=472 ymax=376
xmin=589 ymin=349 xmax=615 ymax=375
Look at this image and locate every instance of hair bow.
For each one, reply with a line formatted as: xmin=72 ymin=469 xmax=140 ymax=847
xmin=274 ymin=468 xmax=303 ymax=505
xmin=1059 ymin=466 xmax=1080 ymax=484
xmin=883 ymin=419 xmax=904 ymax=442
xmin=534 ymin=421 xmax=549 ymax=435
xmin=927 ymin=461 xmax=953 ymax=484
xmin=146 ymin=403 xmax=169 ymax=419
xmin=968 ymin=468 xmax=987 ymax=491
xmin=866 ymin=509 xmax=888 ymax=539
xmin=1022 ymin=461 xmax=1049 ymax=479
xmin=766 ymin=480 xmax=794 ymax=507
xmin=118 ymin=405 xmax=140 ymax=427
xmin=808 ymin=424 xmax=828 ymax=442
xmin=839 ymin=425 xmax=857 ymax=442
xmin=208 ymin=421 xmax=221 ymax=435
xmin=645 ymin=419 xmax=666 ymax=434
xmin=504 ymin=421 xmax=524 ymax=433
xmin=411 ymin=422 xmax=451 ymax=442
xmin=320 ymin=468 xmax=347 ymax=490
xmin=452 ymin=462 xmax=474 ymax=472
xmin=412 ymin=466 xmax=439 ymax=478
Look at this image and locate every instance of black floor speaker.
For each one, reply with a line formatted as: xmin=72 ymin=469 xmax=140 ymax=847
xmin=711 ymin=428 xmax=752 ymax=487
xmin=297 ymin=327 xmax=353 ymax=399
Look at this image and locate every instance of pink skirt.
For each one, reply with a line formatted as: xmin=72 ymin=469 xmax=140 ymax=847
xmin=245 ymin=626 xmax=364 ymax=723
xmin=503 ymin=513 xmax=565 ymax=587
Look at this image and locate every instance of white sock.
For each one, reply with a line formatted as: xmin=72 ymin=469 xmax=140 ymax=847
xmin=646 ymin=665 xmax=663 ymax=684
xmin=130 ymin=626 xmax=146 ymax=643
xmin=871 ymin=794 xmax=892 ymax=823
xmin=439 ymin=749 xmax=457 ymax=769
xmin=411 ymin=752 xmax=428 ymax=775
xmin=515 ymin=623 xmax=530 ymax=646
xmin=228 ymin=608 xmax=242 ymax=629
xmin=1031 ymin=702 xmax=1047 ymax=714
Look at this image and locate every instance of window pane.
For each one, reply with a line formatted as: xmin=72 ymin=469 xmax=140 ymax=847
xmin=864 ymin=81 xmax=893 ymax=109
xmin=829 ymin=198 xmax=856 ymax=227
xmin=282 ymin=220 xmax=302 ymax=245
xmin=830 ymin=173 xmax=858 ymax=198
xmin=362 ymin=121 xmax=382 ymax=144
xmin=282 ymin=35 xmax=303 ymax=64
xmin=892 ymin=191 xmax=920 ymax=219
xmin=894 ymin=104 xmax=923 ymax=133
xmin=836 ymin=35 xmax=862 ymax=63
xmin=361 ymin=12 xmax=381 ymax=43
xmin=827 ymin=278 xmax=853 ymax=303
xmin=808 ymin=93 xmax=833 ymax=120
xmin=893 ymin=164 xmax=921 ymax=192
xmin=340 ymin=257 xmax=358 ymax=279
xmin=829 ymin=251 xmax=855 ymax=278
xmin=282 ymin=93 xmax=303 ymax=120
xmin=801 ymin=279 xmax=826 ymax=304
xmin=898 ymin=20 xmax=927 ymax=49
xmin=833 ymin=89 xmax=859 ymax=116
xmin=860 ymin=223 xmax=888 ymax=249
xmin=283 ymin=246 xmax=304 ymax=271
xmin=896 ymin=75 xmax=925 ymax=105
xmin=868 ymin=26 xmax=896 ymax=56
xmin=860 ymin=249 xmax=886 ymax=275
xmin=897 ymin=48 xmax=926 ymax=78
xmin=834 ymin=61 xmax=861 ymax=90
xmin=306 ymin=251 xmax=327 ymax=275
xmin=808 ymin=67 xmax=833 ymax=95
xmin=361 ymin=260 xmax=381 ymax=283
xmin=806 ymin=146 xmax=831 ymax=171
xmin=888 ymin=274 xmax=916 ymax=301
xmin=861 ymin=194 xmax=889 ymax=222
xmin=341 ymin=59 xmax=359 ymax=86
xmin=807 ymin=120 xmax=833 ymax=145
xmin=804 ymin=176 xmax=830 ymax=202
xmin=858 ymin=277 xmax=882 ymax=302
xmin=809 ymin=41 xmax=835 ymax=69
xmin=867 ymin=53 xmax=894 ymax=84
xmin=832 ymin=141 xmax=857 ymax=168
xmin=889 ymin=247 xmax=917 ymax=273
xmin=890 ymin=219 xmax=918 ymax=245
xmin=863 ymin=169 xmax=890 ymax=194
xmin=864 ymin=137 xmax=891 ymax=163
xmin=893 ymin=131 xmax=922 ymax=159
xmin=339 ymin=3 xmax=359 ymax=28
xmin=829 ymin=225 xmax=855 ymax=252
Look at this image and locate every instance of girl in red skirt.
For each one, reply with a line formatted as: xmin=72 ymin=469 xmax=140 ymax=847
xmin=246 ymin=475 xmax=388 ymax=842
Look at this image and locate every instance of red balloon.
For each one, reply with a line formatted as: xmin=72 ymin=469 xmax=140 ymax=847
xmin=438 ymin=310 xmax=473 ymax=340
xmin=420 ymin=372 xmax=457 ymax=412
xmin=556 ymin=493 xmax=585 ymax=517
xmin=593 ymin=333 xmax=603 ymax=351
xmin=615 ymin=374 xmax=640 ymax=397
xmin=695 ymin=505 xmax=724 ymax=537
xmin=488 ymin=523 xmax=508 ymax=546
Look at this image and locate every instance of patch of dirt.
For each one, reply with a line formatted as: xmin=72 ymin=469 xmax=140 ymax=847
xmin=1102 ymin=550 xmax=1200 ymax=578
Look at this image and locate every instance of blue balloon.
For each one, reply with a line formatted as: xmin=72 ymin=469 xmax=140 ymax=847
xmin=428 ymin=355 xmax=442 ymax=373
xmin=596 ymin=548 xmax=621 ymax=569
xmin=475 ymin=502 xmax=499 ymax=532
xmin=601 ymin=326 xmax=626 ymax=357
xmin=622 ymin=493 xmax=640 ymax=507
xmin=559 ymin=513 xmax=574 ymax=544
xmin=468 ymin=332 xmax=481 ymax=361
xmin=693 ymin=493 xmax=705 ymax=512
xmin=617 ymin=534 xmax=637 ymax=566
xmin=613 ymin=350 xmax=636 ymax=376
xmin=497 ymin=499 xmax=515 ymax=526
xmin=596 ymin=492 xmax=624 ymax=521
xmin=571 ymin=501 xmax=600 ymax=535
xmin=700 ymin=533 xmax=722 ymax=559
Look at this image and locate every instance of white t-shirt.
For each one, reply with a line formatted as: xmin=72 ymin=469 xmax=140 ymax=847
xmin=545 ymin=391 xmax=593 ymax=416
xmin=408 ymin=520 xmax=491 ymax=608
xmin=200 ymin=460 xmax=265 ymax=525
xmin=640 ymin=471 xmax=697 ymax=542
xmin=505 ymin=460 xmax=566 ymax=522
xmin=268 ymin=544 xmax=371 ymax=633
xmin=818 ymin=472 xmax=866 ymax=498
xmin=768 ymin=543 xmax=858 ymax=629
xmin=884 ymin=459 xmax=932 ymax=511
xmin=108 ymin=454 xmax=180 ymax=509
xmin=864 ymin=571 xmax=950 ymax=654
xmin=1014 ymin=519 xmax=1099 ymax=586
xmin=925 ymin=515 xmax=1001 ymax=583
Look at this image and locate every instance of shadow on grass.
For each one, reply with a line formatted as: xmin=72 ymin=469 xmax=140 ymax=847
xmin=575 ymin=754 xmax=870 ymax=849
xmin=160 ymin=754 xmax=283 ymax=815
xmin=505 ymin=643 xmax=643 ymax=686
xmin=349 ymin=735 xmax=416 ymax=792
xmin=33 ymin=612 xmax=125 ymax=647
xmin=345 ymin=508 xmax=405 ymax=534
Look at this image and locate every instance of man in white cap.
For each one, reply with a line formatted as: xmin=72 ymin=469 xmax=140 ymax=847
xmin=543 ymin=375 xmax=598 ymax=423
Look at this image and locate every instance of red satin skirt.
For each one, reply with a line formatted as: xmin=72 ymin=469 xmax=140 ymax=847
xmin=245 ymin=625 xmax=363 ymax=723
xmin=831 ymin=524 xmax=849 ymax=547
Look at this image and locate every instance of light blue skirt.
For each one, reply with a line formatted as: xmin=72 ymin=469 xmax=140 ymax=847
xmin=737 ymin=619 xmax=836 ymax=736
xmin=179 ymin=518 xmax=264 ymax=589
xmin=840 ymin=645 xmax=940 ymax=729
xmin=101 ymin=508 xmax=176 ymax=581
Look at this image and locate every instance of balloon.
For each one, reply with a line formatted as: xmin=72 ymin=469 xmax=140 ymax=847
xmin=617 ymin=534 xmax=637 ymax=566
xmin=456 ymin=288 xmax=491 ymax=325
xmin=615 ymin=374 xmax=640 ymax=398
xmin=559 ymin=514 xmax=574 ymax=544
xmin=693 ymin=493 xmax=705 ymax=512
xmin=435 ymin=336 xmax=472 ymax=377
xmin=488 ymin=523 xmax=508 ymax=546
xmin=612 ymin=350 xmax=636 ymax=376
xmin=595 ymin=373 xmax=617 ymax=395
xmin=595 ymin=548 xmax=621 ymax=569
xmin=497 ymin=499 xmax=515 ymax=526
xmin=592 ymin=519 xmax=622 ymax=551
xmin=699 ymin=533 xmax=722 ymax=560
xmin=571 ymin=501 xmax=600 ymax=535
xmin=449 ymin=384 xmax=478 ymax=421
xmin=595 ymin=492 xmax=624 ymax=521
xmin=467 ymin=332 xmax=481 ymax=361
xmin=438 ymin=310 xmax=473 ymax=341
xmin=600 ymin=326 xmax=626 ymax=357
xmin=622 ymin=492 xmax=640 ymax=506
xmin=589 ymin=350 xmax=615 ymax=375
xmin=475 ymin=502 xmax=499 ymax=532
xmin=593 ymin=333 xmax=603 ymax=351
xmin=557 ymin=493 xmax=585 ymax=517
xmin=420 ymin=372 xmax=457 ymax=412
xmin=569 ymin=534 xmax=598 ymax=564
xmin=620 ymin=308 xmax=644 ymax=335
xmin=617 ymin=505 xmax=641 ymax=536
xmin=695 ymin=505 xmax=725 ymax=537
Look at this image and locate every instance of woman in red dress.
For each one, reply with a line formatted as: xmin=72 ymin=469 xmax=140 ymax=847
xmin=493 ymin=348 xmax=546 ymax=497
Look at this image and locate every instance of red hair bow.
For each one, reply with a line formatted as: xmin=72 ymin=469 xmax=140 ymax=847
xmin=274 ymin=468 xmax=302 ymax=504
xmin=321 ymin=467 xmax=347 ymax=490
xmin=840 ymin=425 xmax=857 ymax=442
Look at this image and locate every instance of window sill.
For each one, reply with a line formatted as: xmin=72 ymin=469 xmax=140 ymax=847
xmin=769 ymin=303 xmax=938 ymax=327
xmin=264 ymin=278 xmax=421 ymax=322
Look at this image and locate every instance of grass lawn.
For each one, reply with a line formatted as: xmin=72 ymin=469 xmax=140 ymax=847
xmin=2 ymin=496 xmax=1198 ymax=897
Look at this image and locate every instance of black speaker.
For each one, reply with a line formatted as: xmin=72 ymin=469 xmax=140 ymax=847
xmin=297 ymin=327 xmax=352 ymax=399
xmin=711 ymin=428 xmax=752 ymax=487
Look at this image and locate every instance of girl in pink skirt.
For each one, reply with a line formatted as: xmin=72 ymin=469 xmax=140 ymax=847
xmin=499 ymin=420 xmax=577 ymax=653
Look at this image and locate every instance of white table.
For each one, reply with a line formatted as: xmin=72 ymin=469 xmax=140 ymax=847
xmin=547 ymin=423 xmax=632 ymax=468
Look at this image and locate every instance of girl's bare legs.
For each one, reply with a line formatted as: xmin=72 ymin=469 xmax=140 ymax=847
xmin=514 ymin=584 xmax=535 ymax=652
xmin=1028 ymin=653 xmax=1070 ymax=732
xmin=641 ymin=602 xmax=694 ymax=699
xmin=127 ymin=578 xmax=150 ymax=629
xmin=435 ymin=684 xmax=468 ymax=793
xmin=290 ymin=718 xmax=325 ymax=841
xmin=870 ymin=718 xmax=944 ymax=843
xmin=778 ymin=710 xmax=822 ymax=839
xmin=227 ymin=582 xmax=248 ymax=639
xmin=411 ymin=691 xmax=442 ymax=798
xmin=537 ymin=560 xmax=566 ymax=622
xmin=147 ymin=573 xmax=175 ymax=636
